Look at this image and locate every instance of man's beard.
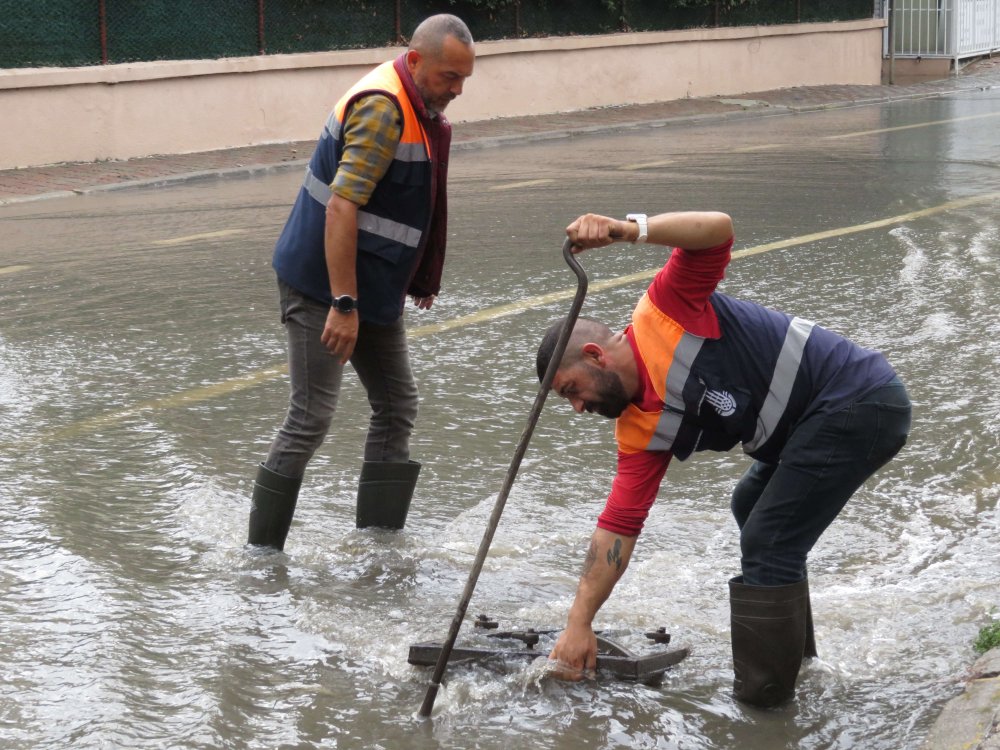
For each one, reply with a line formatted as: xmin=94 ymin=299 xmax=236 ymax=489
xmin=588 ymin=366 xmax=631 ymax=419
xmin=422 ymin=93 xmax=453 ymax=116
xmin=415 ymin=81 xmax=453 ymax=116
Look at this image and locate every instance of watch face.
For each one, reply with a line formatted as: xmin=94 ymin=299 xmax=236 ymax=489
xmin=335 ymin=295 xmax=356 ymax=313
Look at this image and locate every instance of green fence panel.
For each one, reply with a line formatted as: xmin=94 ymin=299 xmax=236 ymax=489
xmin=0 ymin=1 xmax=100 ymax=68
xmin=800 ymin=0 xmax=874 ymax=23
xmin=0 ymin=0 xmax=878 ymax=69
xmin=264 ymin=0 xmax=400 ymax=54
xmin=517 ymin=0 xmax=620 ymax=36
xmin=724 ymin=0 xmax=799 ymax=25
xmin=104 ymin=0 xmax=257 ymax=63
xmin=624 ymin=0 xmax=714 ymax=32
xmin=397 ymin=0 xmax=517 ymax=43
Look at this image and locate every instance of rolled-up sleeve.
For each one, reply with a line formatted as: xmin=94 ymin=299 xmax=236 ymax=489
xmin=331 ymin=94 xmax=402 ymax=206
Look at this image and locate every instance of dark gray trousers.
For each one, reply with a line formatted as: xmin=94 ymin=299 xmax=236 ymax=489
xmin=264 ymin=280 xmax=418 ymax=479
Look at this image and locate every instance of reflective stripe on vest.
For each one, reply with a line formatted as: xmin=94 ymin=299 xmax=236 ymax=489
xmin=615 ymin=293 xmax=706 ymax=455
xmin=615 ymin=293 xmax=815 ymax=457
xmin=326 ymin=114 xmax=430 ymax=164
xmin=743 ymin=316 xmax=815 ymax=452
xmin=356 ymin=211 xmax=423 ymax=248
xmin=304 ymin=164 xmax=419 ymax=245
xmin=302 ymin=60 xmax=432 ymax=252
xmin=303 ymin=166 xmax=331 ymax=206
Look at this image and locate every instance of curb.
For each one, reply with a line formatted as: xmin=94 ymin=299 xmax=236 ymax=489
xmin=0 ymin=161 xmax=311 ymax=206
xmin=71 ymin=161 xmax=311 ymax=196
xmin=920 ymin=648 xmax=1000 ymax=750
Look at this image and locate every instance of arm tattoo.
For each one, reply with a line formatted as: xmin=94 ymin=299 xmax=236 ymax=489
xmin=606 ymin=538 xmax=623 ymax=571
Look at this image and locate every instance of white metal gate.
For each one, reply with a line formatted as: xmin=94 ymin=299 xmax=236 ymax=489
xmin=884 ymin=0 xmax=1000 ymax=62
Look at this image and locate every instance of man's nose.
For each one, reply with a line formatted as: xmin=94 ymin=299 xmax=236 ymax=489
xmin=450 ymin=78 xmax=465 ymax=97
xmin=570 ymin=397 xmax=585 ymax=413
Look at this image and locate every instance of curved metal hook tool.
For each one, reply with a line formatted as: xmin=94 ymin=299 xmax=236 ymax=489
xmin=418 ymin=238 xmax=588 ymax=718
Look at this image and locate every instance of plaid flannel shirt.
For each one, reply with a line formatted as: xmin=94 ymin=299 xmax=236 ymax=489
xmin=331 ymin=94 xmax=403 ymax=206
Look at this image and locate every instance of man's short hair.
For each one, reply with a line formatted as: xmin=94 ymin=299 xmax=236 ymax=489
xmin=536 ymin=317 xmax=612 ymax=382
xmin=410 ymin=14 xmax=473 ymax=55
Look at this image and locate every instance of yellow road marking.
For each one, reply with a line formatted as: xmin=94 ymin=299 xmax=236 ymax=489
xmin=618 ymin=112 xmax=1000 ymax=165
xmin=489 ymin=179 xmax=555 ymax=190
xmin=37 ymin=366 xmax=289 ymax=445
xmin=730 ymin=144 xmax=784 ymax=153
xmin=0 ymin=264 xmax=30 ymax=276
xmin=822 ymin=111 xmax=1000 ymax=140
xmin=695 ymin=111 xmax=1000 ymax=155
xmin=731 ymin=192 xmax=1000 ymax=258
xmin=152 ymin=228 xmax=246 ymax=246
xmin=26 ymin=190 xmax=1000 ymax=444
xmin=619 ymin=159 xmax=675 ymax=171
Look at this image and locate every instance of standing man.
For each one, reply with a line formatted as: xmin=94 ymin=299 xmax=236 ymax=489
xmin=248 ymin=15 xmax=475 ymax=551
xmin=537 ymin=210 xmax=911 ymax=707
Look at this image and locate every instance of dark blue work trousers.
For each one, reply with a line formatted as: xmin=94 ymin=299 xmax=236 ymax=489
xmin=731 ymin=377 xmax=912 ymax=586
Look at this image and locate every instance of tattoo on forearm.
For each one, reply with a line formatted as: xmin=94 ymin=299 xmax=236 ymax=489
xmin=582 ymin=539 xmax=598 ymax=576
xmin=606 ymin=538 xmax=623 ymax=571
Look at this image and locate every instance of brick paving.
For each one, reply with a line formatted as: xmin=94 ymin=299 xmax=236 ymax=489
xmin=2 ymin=55 xmax=997 ymax=205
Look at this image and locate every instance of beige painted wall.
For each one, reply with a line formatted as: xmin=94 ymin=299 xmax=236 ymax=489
xmin=0 ymin=19 xmax=884 ymax=170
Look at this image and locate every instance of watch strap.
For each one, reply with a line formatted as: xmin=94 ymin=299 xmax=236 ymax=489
xmin=625 ymin=213 xmax=648 ymax=244
xmin=332 ymin=294 xmax=358 ymax=313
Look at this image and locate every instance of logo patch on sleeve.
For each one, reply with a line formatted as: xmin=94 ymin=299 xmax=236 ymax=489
xmin=705 ymin=389 xmax=737 ymax=417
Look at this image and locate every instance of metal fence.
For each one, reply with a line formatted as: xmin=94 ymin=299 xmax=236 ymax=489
xmin=0 ymin=0 xmax=875 ymax=69
xmin=884 ymin=0 xmax=1000 ymax=60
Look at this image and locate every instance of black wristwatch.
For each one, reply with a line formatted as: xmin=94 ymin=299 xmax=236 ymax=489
xmin=332 ymin=294 xmax=358 ymax=314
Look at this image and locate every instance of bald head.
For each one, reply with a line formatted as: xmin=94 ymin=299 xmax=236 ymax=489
xmin=409 ymin=14 xmax=473 ymax=57
xmin=536 ymin=317 xmax=614 ymax=382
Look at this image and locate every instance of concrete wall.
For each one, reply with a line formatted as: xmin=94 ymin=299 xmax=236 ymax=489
xmin=0 ymin=19 xmax=885 ymax=171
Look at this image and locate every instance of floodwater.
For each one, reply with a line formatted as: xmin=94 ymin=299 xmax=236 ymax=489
xmin=1 ymin=89 xmax=998 ymax=749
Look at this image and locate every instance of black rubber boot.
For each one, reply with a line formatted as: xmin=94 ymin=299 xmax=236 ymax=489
xmin=804 ymin=583 xmax=818 ymax=659
xmin=247 ymin=463 xmax=302 ymax=551
xmin=729 ymin=575 xmax=813 ymax=708
xmin=355 ymin=460 xmax=420 ymax=529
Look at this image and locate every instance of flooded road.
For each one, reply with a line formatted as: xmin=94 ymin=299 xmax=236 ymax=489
xmin=1 ymin=88 xmax=998 ymax=749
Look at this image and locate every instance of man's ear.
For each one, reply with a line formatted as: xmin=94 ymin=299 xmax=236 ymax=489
xmin=405 ymin=49 xmax=421 ymax=73
xmin=580 ymin=342 xmax=606 ymax=367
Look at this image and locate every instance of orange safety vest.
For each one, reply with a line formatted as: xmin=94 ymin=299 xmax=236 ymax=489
xmin=272 ymin=57 xmax=448 ymax=324
xmin=333 ymin=60 xmax=431 ymax=162
xmin=615 ymin=292 xmax=708 ymax=458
